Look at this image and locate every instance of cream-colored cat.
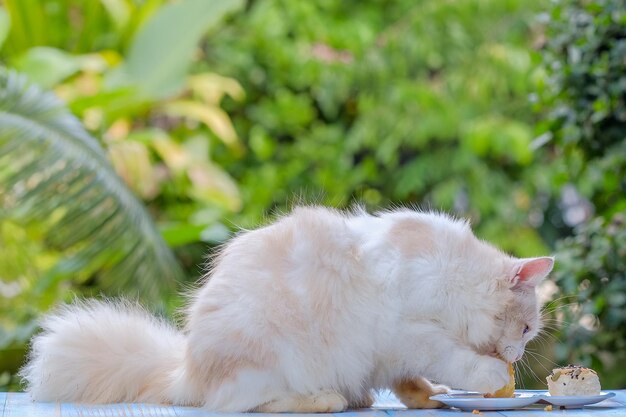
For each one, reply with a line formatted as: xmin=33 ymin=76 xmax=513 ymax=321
xmin=21 ymin=206 xmax=553 ymax=411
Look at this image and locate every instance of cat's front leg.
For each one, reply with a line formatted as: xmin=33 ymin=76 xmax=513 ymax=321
xmin=398 ymin=325 xmax=510 ymax=393
xmin=463 ymin=355 xmax=511 ymax=393
xmin=392 ymin=377 xmax=449 ymax=409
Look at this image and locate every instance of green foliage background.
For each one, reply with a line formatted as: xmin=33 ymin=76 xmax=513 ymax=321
xmin=537 ymin=0 xmax=626 ymax=389
xmin=0 ymin=0 xmax=624 ymax=391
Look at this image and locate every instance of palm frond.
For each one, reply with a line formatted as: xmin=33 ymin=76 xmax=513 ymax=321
xmin=0 ymin=69 xmax=182 ymax=303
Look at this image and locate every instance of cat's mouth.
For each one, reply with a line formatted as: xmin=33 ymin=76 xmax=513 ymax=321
xmin=487 ymin=348 xmax=500 ymax=358
xmin=479 ymin=345 xmax=500 ymax=358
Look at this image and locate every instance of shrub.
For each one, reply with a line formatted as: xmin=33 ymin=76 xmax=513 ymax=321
xmin=538 ymin=0 xmax=626 ymax=387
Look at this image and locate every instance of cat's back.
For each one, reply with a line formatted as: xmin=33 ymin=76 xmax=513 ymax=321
xmin=197 ymin=206 xmax=373 ymax=305
xmin=193 ymin=205 xmax=378 ymax=351
xmin=214 ymin=206 xmax=361 ymax=281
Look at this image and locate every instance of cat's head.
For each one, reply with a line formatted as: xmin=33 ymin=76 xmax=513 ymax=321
xmin=488 ymin=257 xmax=554 ymax=363
xmin=419 ymin=217 xmax=555 ymax=363
xmin=380 ymin=210 xmax=553 ymax=363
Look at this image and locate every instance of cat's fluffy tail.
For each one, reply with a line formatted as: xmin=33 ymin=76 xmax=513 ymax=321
xmin=20 ymin=300 xmax=189 ymax=404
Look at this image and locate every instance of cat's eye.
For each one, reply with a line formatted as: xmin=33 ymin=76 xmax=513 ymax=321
xmin=523 ymin=324 xmax=530 ymax=335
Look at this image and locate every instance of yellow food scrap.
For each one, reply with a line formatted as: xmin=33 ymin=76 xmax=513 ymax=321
xmin=544 ymin=405 xmax=553 ymax=411
xmin=484 ymin=363 xmax=515 ymax=398
xmin=472 ymin=410 xmax=483 ymax=415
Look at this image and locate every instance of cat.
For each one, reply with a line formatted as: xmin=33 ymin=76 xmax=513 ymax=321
xmin=20 ymin=206 xmax=554 ymax=412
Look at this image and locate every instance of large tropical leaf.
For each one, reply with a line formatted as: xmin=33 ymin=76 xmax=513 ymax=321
xmin=0 ymin=70 xmax=182 ymax=303
xmin=115 ymin=0 xmax=245 ymax=98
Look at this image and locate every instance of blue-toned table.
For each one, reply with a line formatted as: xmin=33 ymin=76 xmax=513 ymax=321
xmin=2 ymin=391 xmax=625 ymax=417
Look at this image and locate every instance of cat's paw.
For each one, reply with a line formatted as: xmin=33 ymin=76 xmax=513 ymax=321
xmin=393 ymin=378 xmax=449 ymax=409
xmin=310 ymin=390 xmax=349 ymax=412
xmin=469 ymin=357 xmax=510 ymax=394
xmin=256 ymin=390 xmax=348 ymax=413
xmin=430 ymin=383 xmax=450 ymax=396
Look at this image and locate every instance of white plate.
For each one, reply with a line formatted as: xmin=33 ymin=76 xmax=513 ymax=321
xmin=430 ymin=391 xmax=616 ymax=411
xmin=540 ymin=391 xmax=616 ymax=408
xmin=429 ymin=392 xmax=540 ymax=411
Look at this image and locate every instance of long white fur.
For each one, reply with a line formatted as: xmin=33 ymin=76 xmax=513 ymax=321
xmin=21 ymin=206 xmax=553 ymax=410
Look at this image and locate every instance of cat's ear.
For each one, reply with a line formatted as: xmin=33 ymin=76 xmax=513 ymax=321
xmin=510 ymin=257 xmax=554 ymax=288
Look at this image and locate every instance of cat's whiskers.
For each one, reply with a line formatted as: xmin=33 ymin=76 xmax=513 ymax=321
xmin=541 ymin=300 xmax=581 ymax=318
xmin=520 ymin=358 xmax=541 ymax=387
xmin=535 ymin=330 xmax=559 ymax=342
xmin=538 ymin=320 xmax=570 ymax=329
xmin=536 ymin=312 xmax=573 ymax=349
xmin=525 ymin=349 xmax=559 ymax=367
xmin=513 ymin=361 xmax=521 ymax=389
xmin=529 ymin=334 xmax=551 ymax=350
xmin=542 ymin=295 xmax=579 ymax=310
xmin=516 ymin=356 xmax=544 ymax=386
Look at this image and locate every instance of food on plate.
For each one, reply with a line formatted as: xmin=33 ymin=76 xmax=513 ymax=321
xmin=484 ymin=362 xmax=515 ymax=398
xmin=546 ymin=365 xmax=601 ymax=396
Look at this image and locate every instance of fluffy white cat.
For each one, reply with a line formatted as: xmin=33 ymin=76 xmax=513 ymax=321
xmin=21 ymin=206 xmax=554 ymax=412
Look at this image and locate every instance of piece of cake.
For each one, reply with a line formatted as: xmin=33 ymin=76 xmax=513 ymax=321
xmin=484 ymin=363 xmax=515 ymax=398
xmin=546 ymin=365 xmax=601 ymax=396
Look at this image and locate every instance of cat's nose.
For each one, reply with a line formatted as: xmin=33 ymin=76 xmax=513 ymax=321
xmin=501 ymin=345 xmax=517 ymax=362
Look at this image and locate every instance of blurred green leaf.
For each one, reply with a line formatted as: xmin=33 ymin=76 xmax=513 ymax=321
xmin=162 ymin=100 xmax=243 ymax=152
xmin=11 ymin=47 xmax=80 ymax=88
xmin=161 ymin=222 xmax=230 ymax=247
xmin=119 ymin=0 xmax=244 ymax=98
xmin=99 ymin=0 xmax=132 ymax=32
xmin=189 ymin=72 xmax=245 ymax=104
xmin=199 ymin=223 xmax=230 ymax=244
xmin=0 ymin=7 xmax=10 ymax=51
xmin=160 ymin=223 xmax=206 ymax=247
